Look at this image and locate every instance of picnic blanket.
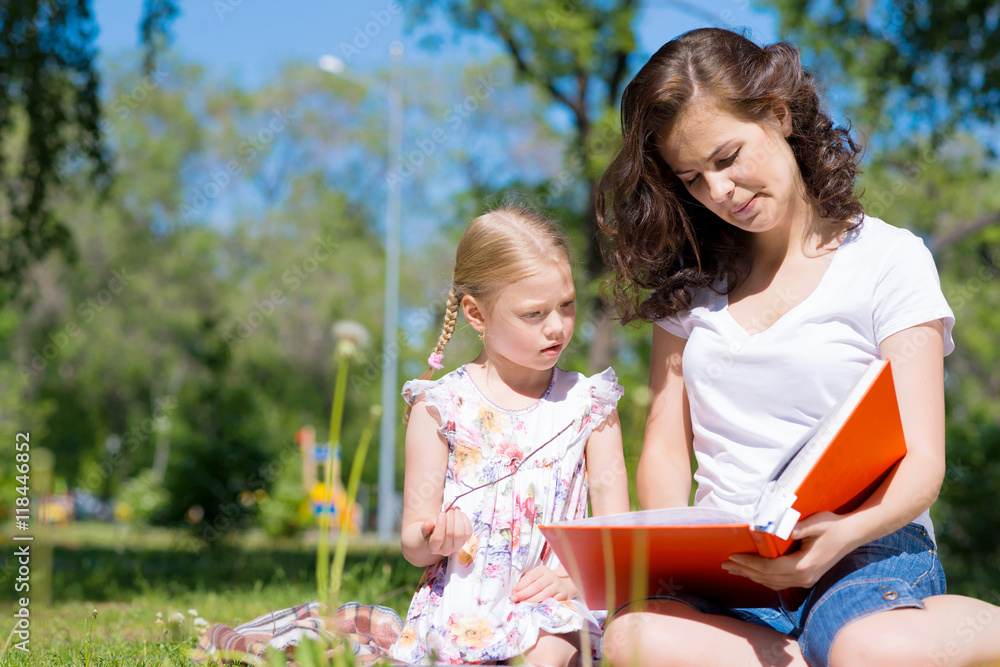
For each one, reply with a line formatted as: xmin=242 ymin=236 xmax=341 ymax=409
xmin=192 ymin=600 xmax=405 ymax=665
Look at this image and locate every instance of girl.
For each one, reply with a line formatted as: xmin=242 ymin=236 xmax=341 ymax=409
xmin=596 ymin=28 xmax=1000 ymax=667
xmin=391 ymin=205 xmax=630 ymax=666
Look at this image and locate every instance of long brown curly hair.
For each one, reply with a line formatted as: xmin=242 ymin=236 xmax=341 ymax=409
xmin=597 ymin=27 xmax=864 ymax=324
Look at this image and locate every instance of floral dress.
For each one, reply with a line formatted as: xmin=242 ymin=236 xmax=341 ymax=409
xmin=390 ymin=366 xmax=623 ymax=665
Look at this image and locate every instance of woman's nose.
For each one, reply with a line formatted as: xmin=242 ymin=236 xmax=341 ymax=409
xmin=705 ymin=171 xmax=733 ymax=203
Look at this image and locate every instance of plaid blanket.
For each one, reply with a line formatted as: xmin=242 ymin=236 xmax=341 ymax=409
xmin=192 ymin=601 xmax=405 ymax=665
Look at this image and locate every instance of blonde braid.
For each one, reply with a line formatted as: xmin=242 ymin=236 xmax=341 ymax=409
xmin=405 ymin=289 xmax=460 ymax=423
xmin=424 ymin=288 xmax=460 ymax=376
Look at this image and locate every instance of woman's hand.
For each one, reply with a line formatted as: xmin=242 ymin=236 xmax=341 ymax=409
xmin=420 ymin=508 xmax=473 ymax=557
xmin=721 ymin=512 xmax=862 ymax=590
xmin=511 ymin=565 xmax=577 ymax=603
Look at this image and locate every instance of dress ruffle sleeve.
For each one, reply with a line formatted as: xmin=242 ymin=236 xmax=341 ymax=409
xmin=401 ymin=378 xmax=452 ymax=437
xmin=588 ymin=367 xmax=624 ymax=430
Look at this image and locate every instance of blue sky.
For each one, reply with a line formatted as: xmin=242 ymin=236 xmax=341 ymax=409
xmin=93 ymin=1 xmax=778 ymax=85
xmin=90 ymin=2 xmax=779 ymax=242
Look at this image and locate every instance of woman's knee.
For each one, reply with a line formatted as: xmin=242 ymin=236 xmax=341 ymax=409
xmin=829 ymin=617 xmax=935 ymax=667
xmin=601 ymin=602 xmax=706 ymax=667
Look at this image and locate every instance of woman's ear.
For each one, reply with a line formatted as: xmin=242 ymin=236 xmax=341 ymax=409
xmin=462 ymin=294 xmax=486 ymax=334
xmin=773 ymin=102 xmax=793 ymax=137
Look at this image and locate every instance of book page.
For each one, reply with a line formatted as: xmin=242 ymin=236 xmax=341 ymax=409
xmin=547 ymin=506 xmax=746 ymax=528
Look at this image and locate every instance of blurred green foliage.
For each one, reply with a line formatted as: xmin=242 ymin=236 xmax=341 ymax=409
xmin=0 ymin=1 xmax=177 ymax=306
xmin=0 ymin=0 xmax=998 ymax=603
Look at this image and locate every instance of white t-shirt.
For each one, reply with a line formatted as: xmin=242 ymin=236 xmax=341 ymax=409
xmin=656 ymin=216 xmax=955 ymax=540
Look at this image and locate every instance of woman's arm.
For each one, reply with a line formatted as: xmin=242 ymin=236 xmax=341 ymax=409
xmin=725 ymin=320 xmax=947 ymax=590
xmin=829 ymin=319 xmax=947 ymax=539
xmin=638 ymin=325 xmax=695 ymax=509
xmin=585 ymin=408 xmax=630 ymax=516
xmin=399 ymin=400 xmax=472 ymax=567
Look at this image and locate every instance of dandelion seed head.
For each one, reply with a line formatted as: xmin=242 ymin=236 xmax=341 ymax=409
xmin=333 ymin=320 xmax=370 ymax=358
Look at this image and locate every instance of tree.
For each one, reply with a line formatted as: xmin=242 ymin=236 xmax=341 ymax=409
xmin=768 ymin=0 xmax=1000 ymax=131
xmin=404 ymin=0 xmax=649 ymax=371
xmin=0 ymin=49 xmax=439 ymax=536
xmin=762 ymin=0 xmax=1000 ymax=249
xmin=0 ymin=0 xmax=177 ymax=305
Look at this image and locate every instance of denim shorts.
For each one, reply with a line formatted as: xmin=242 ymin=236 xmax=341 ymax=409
xmin=612 ymin=523 xmax=947 ymax=667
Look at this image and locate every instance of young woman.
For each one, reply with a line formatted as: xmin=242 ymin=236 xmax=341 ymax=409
xmin=596 ymin=27 xmax=1000 ymax=667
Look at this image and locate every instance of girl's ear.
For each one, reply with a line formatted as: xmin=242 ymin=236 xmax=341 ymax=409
xmin=462 ymin=294 xmax=486 ymax=334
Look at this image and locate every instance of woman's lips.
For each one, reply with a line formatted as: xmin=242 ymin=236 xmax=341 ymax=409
xmin=732 ymin=195 xmax=756 ymax=216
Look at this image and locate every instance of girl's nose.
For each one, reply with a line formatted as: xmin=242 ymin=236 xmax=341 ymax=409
xmin=542 ymin=311 xmax=564 ymax=337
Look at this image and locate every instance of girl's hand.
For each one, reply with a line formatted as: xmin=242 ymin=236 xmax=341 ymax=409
xmin=511 ymin=565 xmax=577 ymax=603
xmin=420 ymin=508 xmax=473 ymax=557
xmin=721 ymin=512 xmax=860 ymax=590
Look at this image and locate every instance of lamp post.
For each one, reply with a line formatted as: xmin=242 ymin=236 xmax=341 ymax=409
xmin=319 ymin=42 xmax=404 ymax=544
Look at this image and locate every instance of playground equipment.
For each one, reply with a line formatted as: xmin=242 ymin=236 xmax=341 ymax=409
xmin=296 ymin=425 xmax=360 ymax=533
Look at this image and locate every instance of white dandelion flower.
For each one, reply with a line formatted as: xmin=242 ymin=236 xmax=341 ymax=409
xmin=332 ymin=320 xmax=370 ymax=358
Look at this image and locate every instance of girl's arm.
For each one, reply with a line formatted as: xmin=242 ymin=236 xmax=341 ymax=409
xmin=399 ymin=400 xmax=472 ymax=567
xmin=515 ymin=330 xmax=695 ymax=603
xmin=638 ymin=325 xmax=695 ymax=509
xmin=510 ymin=410 xmax=629 ymax=602
xmin=725 ymin=321 xmax=947 ymax=590
xmin=513 ymin=400 xmax=630 ymax=603
xmin=585 ymin=408 xmax=630 ymax=516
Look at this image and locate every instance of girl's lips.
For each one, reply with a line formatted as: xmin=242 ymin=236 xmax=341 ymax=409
xmin=542 ymin=342 xmax=563 ymax=355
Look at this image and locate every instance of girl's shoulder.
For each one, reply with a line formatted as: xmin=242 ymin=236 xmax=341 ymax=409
xmin=550 ymin=367 xmax=624 ymax=418
xmin=404 ymin=366 xmax=623 ymax=420
xmin=401 ymin=365 xmax=472 ymax=410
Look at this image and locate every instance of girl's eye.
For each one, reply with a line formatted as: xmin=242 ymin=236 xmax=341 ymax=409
xmin=561 ymin=300 xmax=575 ymax=308
xmin=523 ymin=311 xmax=541 ymax=318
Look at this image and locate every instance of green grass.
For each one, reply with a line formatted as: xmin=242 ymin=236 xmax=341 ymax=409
xmin=0 ymin=521 xmax=420 ymax=666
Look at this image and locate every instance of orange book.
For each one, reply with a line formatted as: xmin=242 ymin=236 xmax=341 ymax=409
xmin=539 ymin=359 xmax=906 ymax=611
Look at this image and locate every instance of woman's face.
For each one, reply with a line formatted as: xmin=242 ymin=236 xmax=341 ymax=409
xmin=657 ymin=100 xmax=805 ymax=235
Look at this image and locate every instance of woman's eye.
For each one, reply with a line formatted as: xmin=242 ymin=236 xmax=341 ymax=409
xmin=683 ymin=150 xmax=738 ymax=187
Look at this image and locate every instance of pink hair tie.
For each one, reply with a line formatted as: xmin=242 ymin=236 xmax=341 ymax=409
xmin=428 ymin=352 xmax=444 ymax=369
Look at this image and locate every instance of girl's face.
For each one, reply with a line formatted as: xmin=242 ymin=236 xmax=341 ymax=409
xmin=657 ymin=100 xmax=805 ymax=235
xmin=477 ymin=259 xmax=576 ymax=372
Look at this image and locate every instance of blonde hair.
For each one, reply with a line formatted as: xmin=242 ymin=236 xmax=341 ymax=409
xmin=405 ymin=205 xmax=571 ymax=421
